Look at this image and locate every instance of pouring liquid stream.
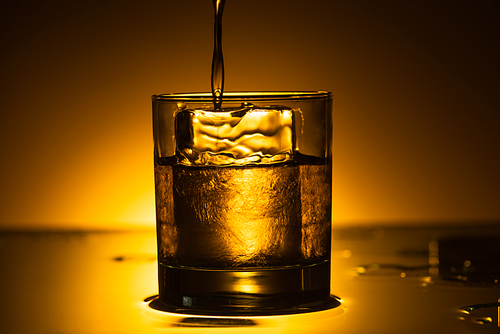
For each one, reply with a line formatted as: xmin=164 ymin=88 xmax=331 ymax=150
xmin=211 ymin=0 xmax=225 ymax=110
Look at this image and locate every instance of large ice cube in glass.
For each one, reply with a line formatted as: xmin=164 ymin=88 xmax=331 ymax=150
xmin=175 ymin=105 xmax=294 ymax=165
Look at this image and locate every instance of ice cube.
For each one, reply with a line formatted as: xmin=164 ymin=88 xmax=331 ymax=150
xmin=172 ymin=164 xmax=302 ymax=267
xmin=175 ymin=105 xmax=295 ymax=165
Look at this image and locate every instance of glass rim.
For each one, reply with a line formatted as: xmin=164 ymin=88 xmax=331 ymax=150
xmin=152 ymin=91 xmax=332 ymax=102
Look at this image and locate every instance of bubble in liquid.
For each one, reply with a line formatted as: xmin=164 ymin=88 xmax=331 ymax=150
xmin=177 ymin=102 xmax=186 ymax=111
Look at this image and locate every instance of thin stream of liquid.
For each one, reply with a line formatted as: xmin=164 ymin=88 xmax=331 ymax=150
xmin=211 ymin=0 xmax=225 ymax=110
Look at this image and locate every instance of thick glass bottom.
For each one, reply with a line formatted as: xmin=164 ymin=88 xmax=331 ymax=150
xmin=153 ymin=261 xmax=340 ymax=315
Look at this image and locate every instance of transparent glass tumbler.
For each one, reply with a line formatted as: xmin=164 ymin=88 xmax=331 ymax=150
xmin=152 ymin=92 xmax=336 ymax=315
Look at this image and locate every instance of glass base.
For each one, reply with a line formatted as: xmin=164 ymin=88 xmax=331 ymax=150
xmin=154 ymin=262 xmax=340 ymax=316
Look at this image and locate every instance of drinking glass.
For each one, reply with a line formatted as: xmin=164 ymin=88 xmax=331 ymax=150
xmin=152 ymin=91 xmax=335 ymax=315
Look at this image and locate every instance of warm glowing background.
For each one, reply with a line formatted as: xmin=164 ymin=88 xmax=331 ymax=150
xmin=1 ymin=1 xmax=499 ymax=230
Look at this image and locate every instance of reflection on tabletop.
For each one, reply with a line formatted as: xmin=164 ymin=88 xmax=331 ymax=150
xmin=0 ymin=224 xmax=499 ymax=333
